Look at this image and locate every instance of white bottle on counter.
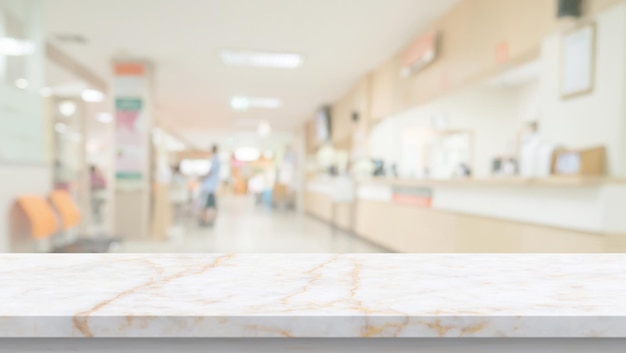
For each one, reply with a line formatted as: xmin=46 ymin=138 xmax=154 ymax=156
xmin=519 ymin=133 xmax=541 ymax=177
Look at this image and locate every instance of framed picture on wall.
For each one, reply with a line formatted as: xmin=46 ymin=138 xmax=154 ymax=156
xmin=561 ymin=22 xmax=595 ymax=98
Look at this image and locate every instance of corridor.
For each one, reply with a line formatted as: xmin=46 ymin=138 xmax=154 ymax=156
xmin=119 ymin=196 xmax=387 ymax=253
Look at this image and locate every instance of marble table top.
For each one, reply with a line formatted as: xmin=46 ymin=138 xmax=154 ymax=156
xmin=1 ymin=254 xmax=625 ymax=338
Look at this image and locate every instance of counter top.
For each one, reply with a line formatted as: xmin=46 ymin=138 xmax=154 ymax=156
xmin=1 ymin=254 xmax=626 ymax=338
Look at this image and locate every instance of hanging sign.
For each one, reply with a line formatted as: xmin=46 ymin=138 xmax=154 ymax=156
xmin=392 ymin=185 xmax=433 ymax=207
xmin=115 ymin=97 xmax=144 ymax=180
xmin=401 ymin=31 xmax=438 ymax=78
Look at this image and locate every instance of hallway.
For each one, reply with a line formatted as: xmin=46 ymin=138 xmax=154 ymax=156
xmin=119 ymin=197 xmax=387 ymax=253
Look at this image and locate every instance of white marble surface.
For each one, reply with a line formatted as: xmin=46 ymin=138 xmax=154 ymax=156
xmin=1 ymin=254 xmax=625 ymax=338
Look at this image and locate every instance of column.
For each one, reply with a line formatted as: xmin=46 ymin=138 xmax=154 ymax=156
xmin=112 ymin=61 xmax=154 ymax=239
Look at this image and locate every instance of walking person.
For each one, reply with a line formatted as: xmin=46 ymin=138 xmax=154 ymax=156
xmin=89 ymin=165 xmax=107 ymax=224
xmin=200 ymin=145 xmax=221 ymax=227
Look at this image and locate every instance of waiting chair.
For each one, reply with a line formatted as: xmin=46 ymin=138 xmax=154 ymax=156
xmin=14 ymin=196 xmax=60 ymax=243
xmin=48 ymin=190 xmax=122 ymax=253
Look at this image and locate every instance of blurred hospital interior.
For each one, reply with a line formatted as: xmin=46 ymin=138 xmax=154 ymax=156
xmin=2 ymin=0 xmax=626 ymax=253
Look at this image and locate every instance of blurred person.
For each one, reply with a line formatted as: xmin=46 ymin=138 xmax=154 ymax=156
xmin=248 ymin=173 xmax=265 ymax=205
xmin=169 ymin=164 xmax=189 ymax=223
xmin=90 ymin=165 xmax=107 ymax=189
xmin=89 ymin=165 xmax=107 ymax=224
xmin=200 ymin=145 xmax=221 ymax=227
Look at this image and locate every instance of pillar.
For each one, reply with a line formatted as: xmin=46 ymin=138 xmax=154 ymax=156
xmin=112 ymin=61 xmax=154 ymax=239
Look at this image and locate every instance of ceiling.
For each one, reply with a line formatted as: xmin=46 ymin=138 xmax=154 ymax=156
xmin=43 ymin=0 xmax=458 ymax=144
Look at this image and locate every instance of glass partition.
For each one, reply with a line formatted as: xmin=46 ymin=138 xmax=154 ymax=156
xmin=0 ymin=0 xmax=46 ymax=165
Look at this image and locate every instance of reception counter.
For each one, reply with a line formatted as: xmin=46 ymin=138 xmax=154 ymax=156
xmin=305 ymin=176 xmax=626 ymax=253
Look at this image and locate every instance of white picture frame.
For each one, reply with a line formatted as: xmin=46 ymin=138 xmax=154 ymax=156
xmin=561 ymin=23 xmax=595 ymax=98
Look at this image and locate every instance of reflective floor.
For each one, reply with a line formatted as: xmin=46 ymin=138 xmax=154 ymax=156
xmin=119 ymin=196 xmax=387 ymax=253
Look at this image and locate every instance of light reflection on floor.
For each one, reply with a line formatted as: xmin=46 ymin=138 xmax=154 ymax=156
xmin=119 ymin=196 xmax=387 ymax=253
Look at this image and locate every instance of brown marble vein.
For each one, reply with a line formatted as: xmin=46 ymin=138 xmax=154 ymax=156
xmin=72 ymin=254 xmax=235 ymax=337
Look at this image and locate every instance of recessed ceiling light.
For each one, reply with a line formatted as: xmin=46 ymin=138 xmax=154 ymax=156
xmin=58 ymin=100 xmax=77 ymax=117
xmin=230 ymin=96 xmax=282 ymax=111
xmin=81 ymin=89 xmax=104 ymax=102
xmin=15 ymin=78 xmax=28 ymax=89
xmin=0 ymin=37 xmax=35 ymax=56
xmin=221 ymin=50 xmax=303 ymax=69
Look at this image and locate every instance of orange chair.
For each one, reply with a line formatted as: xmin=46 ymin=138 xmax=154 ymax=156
xmin=47 ymin=189 xmax=122 ymax=253
xmin=49 ymin=190 xmax=81 ymax=231
xmin=15 ymin=196 xmax=59 ymax=239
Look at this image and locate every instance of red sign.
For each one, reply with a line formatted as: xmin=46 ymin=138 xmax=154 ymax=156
xmin=392 ymin=186 xmax=433 ymax=208
xmin=495 ymin=41 xmax=509 ymax=63
xmin=392 ymin=194 xmax=432 ymax=207
xmin=114 ymin=62 xmax=145 ymax=76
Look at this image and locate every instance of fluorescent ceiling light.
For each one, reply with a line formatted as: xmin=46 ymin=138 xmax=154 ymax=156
xmin=231 ymin=96 xmax=250 ymax=111
xmin=58 ymin=100 xmax=77 ymax=117
xmin=221 ymin=50 xmax=303 ymax=69
xmin=0 ymin=37 xmax=35 ymax=56
xmin=15 ymin=78 xmax=28 ymax=89
xmin=235 ymin=147 xmax=261 ymax=162
xmin=257 ymin=120 xmax=272 ymax=137
xmin=230 ymin=96 xmax=282 ymax=111
xmin=81 ymin=89 xmax=104 ymax=102
xmin=97 ymin=113 xmax=113 ymax=124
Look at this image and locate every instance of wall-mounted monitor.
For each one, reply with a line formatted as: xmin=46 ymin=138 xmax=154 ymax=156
xmin=557 ymin=0 xmax=582 ymax=18
xmin=316 ymin=106 xmax=332 ymax=143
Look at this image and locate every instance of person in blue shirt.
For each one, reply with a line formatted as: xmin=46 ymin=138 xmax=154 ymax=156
xmin=200 ymin=145 xmax=221 ymax=226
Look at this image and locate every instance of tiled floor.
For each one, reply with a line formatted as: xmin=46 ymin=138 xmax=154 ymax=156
xmin=119 ymin=196 xmax=387 ymax=253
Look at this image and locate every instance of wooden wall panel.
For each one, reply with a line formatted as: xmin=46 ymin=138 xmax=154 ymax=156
xmin=520 ymin=225 xmax=605 ymax=253
xmin=353 ymin=199 xmax=612 ymax=253
xmin=585 ymin=0 xmax=625 ymax=14
xmin=367 ymin=0 xmax=624 ymax=121
xmin=355 ymin=200 xmax=457 ymax=252
xmin=304 ymin=119 xmax=318 ymax=154
xmin=333 ymin=203 xmax=353 ymax=232
xmin=369 ymin=0 xmax=557 ymax=120
xmin=331 ymin=77 xmax=371 ymax=146
xmin=304 ymin=190 xmax=332 ymax=222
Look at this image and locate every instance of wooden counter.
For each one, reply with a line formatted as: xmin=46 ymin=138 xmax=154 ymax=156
xmin=352 ymin=177 xmax=626 ymax=253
